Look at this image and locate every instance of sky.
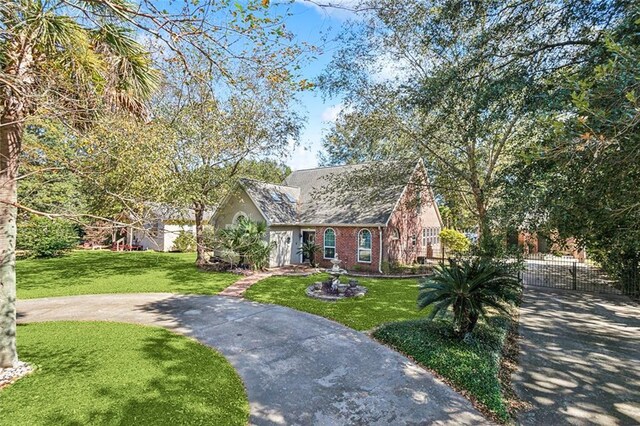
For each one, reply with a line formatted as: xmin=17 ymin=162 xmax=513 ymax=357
xmin=274 ymin=2 xmax=359 ymax=171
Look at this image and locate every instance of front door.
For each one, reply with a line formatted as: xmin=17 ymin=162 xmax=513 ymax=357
xmin=301 ymin=231 xmax=316 ymax=263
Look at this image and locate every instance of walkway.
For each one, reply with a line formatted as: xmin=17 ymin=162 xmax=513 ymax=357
xmin=514 ymin=288 xmax=640 ymax=425
xmin=18 ymin=294 xmax=487 ymax=425
xmin=218 ymin=271 xmax=274 ymax=297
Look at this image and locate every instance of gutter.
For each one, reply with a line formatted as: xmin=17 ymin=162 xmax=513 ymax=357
xmin=378 ymin=226 xmax=383 ymax=273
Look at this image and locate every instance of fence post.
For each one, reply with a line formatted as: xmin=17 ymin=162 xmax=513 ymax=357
xmin=572 ymin=262 xmax=577 ymax=290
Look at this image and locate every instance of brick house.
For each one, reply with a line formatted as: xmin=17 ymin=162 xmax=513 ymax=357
xmin=211 ymin=160 xmax=443 ymax=271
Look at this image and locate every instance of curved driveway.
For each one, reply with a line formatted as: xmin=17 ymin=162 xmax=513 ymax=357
xmin=18 ymin=294 xmax=488 ymax=425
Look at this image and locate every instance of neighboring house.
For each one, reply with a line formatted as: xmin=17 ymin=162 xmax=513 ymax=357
xmin=130 ymin=205 xmax=212 ymax=252
xmin=211 ymin=160 xmax=443 ymax=271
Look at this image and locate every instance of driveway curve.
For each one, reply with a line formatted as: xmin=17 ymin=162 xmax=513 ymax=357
xmin=18 ymin=294 xmax=488 ymax=425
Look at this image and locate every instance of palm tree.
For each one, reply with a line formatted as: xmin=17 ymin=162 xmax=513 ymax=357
xmin=217 ymin=217 xmax=272 ymax=270
xmin=0 ymin=1 xmax=159 ymax=367
xmin=417 ymin=258 xmax=521 ymax=337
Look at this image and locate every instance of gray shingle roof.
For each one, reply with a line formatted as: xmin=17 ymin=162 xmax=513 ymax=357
xmin=239 ymin=178 xmax=300 ymax=224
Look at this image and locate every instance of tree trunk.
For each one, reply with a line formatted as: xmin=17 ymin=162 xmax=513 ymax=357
xmin=193 ymin=202 xmax=206 ymax=266
xmin=0 ymin=112 xmax=22 ymax=368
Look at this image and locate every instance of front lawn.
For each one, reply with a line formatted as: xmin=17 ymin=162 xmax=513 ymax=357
xmin=0 ymin=322 xmax=249 ymax=425
xmin=17 ymin=250 xmax=239 ymax=299
xmin=373 ymin=316 xmax=511 ymax=422
xmin=244 ymin=274 xmax=424 ymax=330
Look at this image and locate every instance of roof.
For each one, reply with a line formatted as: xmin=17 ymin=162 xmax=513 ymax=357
xmin=142 ymin=204 xmax=214 ymax=223
xmin=239 ymin=178 xmax=300 ymax=224
xmin=219 ymin=160 xmax=416 ymax=226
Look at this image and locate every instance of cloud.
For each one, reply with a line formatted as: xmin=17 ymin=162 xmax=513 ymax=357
xmin=321 ymin=103 xmax=343 ymax=122
xmin=294 ymin=0 xmax=364 ymax=21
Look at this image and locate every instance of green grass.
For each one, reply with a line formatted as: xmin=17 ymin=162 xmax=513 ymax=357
xmin=372 ymin=316 xmax=511 ymax=422
xmin=17 ymin=251 xmax=239 ymax=299
xmin=244 ymin=274 xmax=424 ymax=330
xmin=0 ymin=322 xmax=249 ymax=425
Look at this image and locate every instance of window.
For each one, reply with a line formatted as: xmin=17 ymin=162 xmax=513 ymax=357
xmin=358 ymin=229 xmax=372 ymax=262
xmin=391 ymin=228 xmax=400 ymax=240
xmin=232 ymin=211 xmax=248 ymax=225
xmin=422 ymin=226 xmax=441 ymax=246
xmin=324 ymin=228 xmax=336 ymax=259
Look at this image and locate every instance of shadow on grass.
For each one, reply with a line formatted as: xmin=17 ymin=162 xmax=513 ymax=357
xmin=4 ymin=322 xmax=248 ymax=425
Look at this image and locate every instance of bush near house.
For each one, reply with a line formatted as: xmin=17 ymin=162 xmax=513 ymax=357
xmin=215 ymin=217 xmax=273 ymax=270
xmin=172 ymin=230 xmax=196 ymax=252
xmin=17 ymin=215 xmax=79 ymax=258
xmin=439 ymin=228 xmax=470 ymax=257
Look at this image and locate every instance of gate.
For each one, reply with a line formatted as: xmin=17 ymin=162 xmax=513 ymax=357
xmin=521 ymin=254 xmax=623 ymax=295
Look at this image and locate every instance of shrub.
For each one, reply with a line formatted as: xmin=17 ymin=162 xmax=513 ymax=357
xmin=216 ymin=217 xmax=273 ymax=270
xmin=18 ymin=216 xmax=79 ymax=257
xmin=172 ymin=230 xmax=196 ymax=252
xmin=439 ymin=228 xmax=470 ymax=256
xmin=418 ymin=258 xmax=520 ymax=337
xmin=296 ymin=241 xmax=320 ymax=266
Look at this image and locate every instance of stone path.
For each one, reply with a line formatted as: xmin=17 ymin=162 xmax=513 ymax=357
xmin=218 ymin=271 xmax=275 ymax=297
xmin=514 ymin=287 xmax=640 ymax=426
xmin=18 ymin=294 xmax=488 ymax=425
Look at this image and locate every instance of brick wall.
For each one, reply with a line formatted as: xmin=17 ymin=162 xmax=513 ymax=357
xmin=315 ymin=226 xmax=381 ymax=272
xmin=384 ymin=169 xmax=443 ymax=265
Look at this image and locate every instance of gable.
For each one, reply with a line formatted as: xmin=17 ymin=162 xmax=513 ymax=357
xmin=212 ymin=187 xmax=267 ymax=228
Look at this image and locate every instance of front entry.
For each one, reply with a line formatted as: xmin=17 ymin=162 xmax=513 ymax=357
xmin=301 ymin=231 xmax=316 ymax=263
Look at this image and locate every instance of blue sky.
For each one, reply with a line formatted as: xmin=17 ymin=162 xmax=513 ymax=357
xmin=275 ymin=2 xmax=357 ymax=170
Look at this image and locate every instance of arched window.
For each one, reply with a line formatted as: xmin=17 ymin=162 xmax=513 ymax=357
xmin=358 ymin=229 xmax=372 ymax=263
xmin=391 ymin=228 xmax=400 ymax=240
xmin=323 ymin=228 xmax=336 ymax=259
xmin=232 ymin=211 xmax=248 ymax=225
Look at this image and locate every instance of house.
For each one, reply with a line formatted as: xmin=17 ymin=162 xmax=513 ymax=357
xmin=130 ymin=205 xmax=212 ymax=252
xmin=211 ymin=159 xmax=443 ymax=271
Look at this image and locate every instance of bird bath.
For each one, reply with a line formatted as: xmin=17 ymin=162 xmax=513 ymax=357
xmin=305 ymin=255 xmax=368 ymax=301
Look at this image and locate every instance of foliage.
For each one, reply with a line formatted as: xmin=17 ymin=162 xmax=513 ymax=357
xmin=172 ymin=230 xmax=196 ymax=252
xmin=418 ymin=259 xmax=520 ymax=337
xmin=497 ymin=9 xmax=639 ymax=296
xmin=373 ymin=316 xmax=511 ymax=422
xmin=2 ymin=322 xmax=248 ymax=425
xmin=318 ymin=0 xmax=626 ymax=246
xmin=17 ymin=216 xmax=79 ymax=258
xmin=216 ymin=217 xmax=273 ymax=270
xmin=245 ymin=274 xmax=424 ymax=331
xmin=16 ymin=251 xmax=238 ymax=299
xmin=297 ymin=241 xmax=320 ymax=266
xmin=439 ymin=228 xmax=470 ymax=257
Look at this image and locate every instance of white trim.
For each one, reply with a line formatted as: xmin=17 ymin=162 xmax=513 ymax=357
xmin=357 ymin=228 xmax=372 ymax=263
xmin=378 ymin=226 xmax=383 ymax=273
xmin=323 ymin=228 xmax=336 ymax=259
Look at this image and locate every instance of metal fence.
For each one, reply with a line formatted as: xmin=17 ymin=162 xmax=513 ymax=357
xmin=520 ymin=253 xmax=633 ymax=296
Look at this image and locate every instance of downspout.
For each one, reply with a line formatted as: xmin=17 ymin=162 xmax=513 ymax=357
xmin=378 ymin=226 xmax=383 ymax=273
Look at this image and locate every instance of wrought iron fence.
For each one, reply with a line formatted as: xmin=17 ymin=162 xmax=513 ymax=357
xmin=521 ymin=253 xmax=639 ymax=298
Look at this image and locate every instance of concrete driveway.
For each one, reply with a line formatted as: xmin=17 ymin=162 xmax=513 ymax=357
xmin=514 ymin=288 xmax=640 ymax=425
xmin=18 ymin=294 xmax=487 ymax=425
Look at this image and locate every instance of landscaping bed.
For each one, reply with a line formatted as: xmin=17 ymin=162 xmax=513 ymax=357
xmin=373 ymin=315 xmax=512 ymax=423
xmin=1 ymin=322 xmax=249 ymax=425
xmin=17 ymin=251 xmax=239 ymax=299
